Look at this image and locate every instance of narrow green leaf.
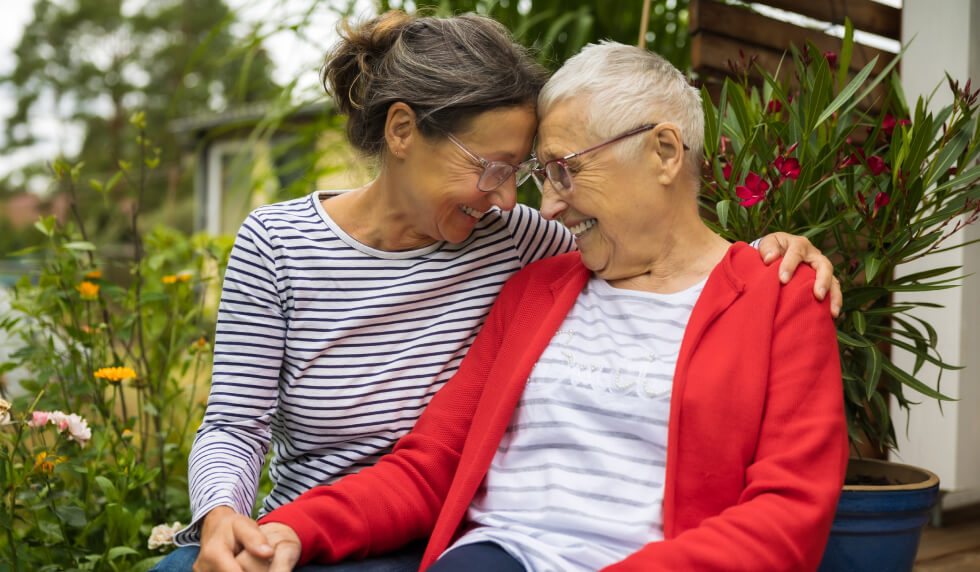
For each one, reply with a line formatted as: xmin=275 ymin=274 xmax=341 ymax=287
xmin=815 ymin=57 xmax=877 ymax=126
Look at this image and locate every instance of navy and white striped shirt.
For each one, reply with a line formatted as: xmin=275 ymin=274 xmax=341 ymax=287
xmin=177 ymin=191 xmax=574 ymax=544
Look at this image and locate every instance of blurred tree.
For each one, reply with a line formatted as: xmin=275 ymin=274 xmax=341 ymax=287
xmin=1 ymin=0 xmax=280 ymax=240
xmin=377 ymin=0 xmax=690 ymax=71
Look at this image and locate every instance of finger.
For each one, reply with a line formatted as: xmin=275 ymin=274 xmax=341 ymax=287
xmin=829 ymin=279 xmax=843 ymax=318
xmin=805 ymin=251 xmax=835 ymax=301
xmin=758 ymin=234 xmax=783 ymax=264
xmin=232 ymin=519 xmax=274 ymax=561
xmin=194 ymin=547 xmax=245 ymax=572
xmin=777 ymin=247 xmax=805 ymax=284
xmin=268 ymin=542 xmax=302 ymax=572
xmin=236 ymin=550 xmax=271 ymax=572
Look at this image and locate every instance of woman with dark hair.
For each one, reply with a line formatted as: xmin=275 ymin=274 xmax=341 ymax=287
xmin=154 ymin=11 xmax=839 ymax=572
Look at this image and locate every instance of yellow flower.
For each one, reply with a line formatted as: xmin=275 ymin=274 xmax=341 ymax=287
xmin=76 ymin=281 xmax=99 ymax=300
xmin=189 ymin=337 xmax=208 ymax=353
xmin=94 ymin=366 xmax=137 ymax=384
xmin=162 ymin=272 xmax=192 ymax=285
xmin=34 ymin=451 xmax=66 ymax=474
xmin=84 ymin=270 xmax=102 ymax=279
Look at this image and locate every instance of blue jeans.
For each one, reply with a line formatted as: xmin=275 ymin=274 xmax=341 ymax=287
xmin=150 ymin=541 xmax=425 ymax=571
xmin=427 ymin=542 xmax=525 ymax=572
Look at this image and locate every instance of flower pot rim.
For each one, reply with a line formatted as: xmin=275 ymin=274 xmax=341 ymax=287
xmin=844 ymin=457 xmax=939 ymax=491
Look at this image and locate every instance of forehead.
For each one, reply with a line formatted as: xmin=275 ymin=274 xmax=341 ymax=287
xmin=536 ymin=98 xmax=591 ymax=160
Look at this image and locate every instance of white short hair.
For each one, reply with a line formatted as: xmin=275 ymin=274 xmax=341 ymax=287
xmin=539 ymin=42 xmax=704 ymax=176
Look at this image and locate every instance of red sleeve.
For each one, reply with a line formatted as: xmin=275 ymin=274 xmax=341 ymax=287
xmin=603 ymin=271 xmax=848 ymax=572
xmin=257 ymin=269 xmax=529 ymax=565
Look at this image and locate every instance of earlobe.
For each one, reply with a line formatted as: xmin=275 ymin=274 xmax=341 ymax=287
xmin=385 ymin=102 xmax=417 ymax=159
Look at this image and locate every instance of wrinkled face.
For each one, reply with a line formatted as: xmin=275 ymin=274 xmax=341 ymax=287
xmin=536 ymin=98 xmax=669 ymax=280
xmin=403 ymin=105 xmax=537 ymax=244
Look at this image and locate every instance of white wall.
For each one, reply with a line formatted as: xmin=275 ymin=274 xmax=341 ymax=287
xmin=893 ymin=0 xmax=980 ymax=510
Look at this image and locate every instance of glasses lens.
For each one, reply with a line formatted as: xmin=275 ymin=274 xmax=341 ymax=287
xmin=479 ymin=163 xmax=515 ymax=192
xmin=516 ymin=161 xmax=538 ymax=186
xmin=545 ymin=161 xmax=572 ymax=193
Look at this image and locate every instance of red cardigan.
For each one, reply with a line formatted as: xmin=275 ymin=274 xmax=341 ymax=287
xmin=260 ymin=244 xmax=848 ymax=571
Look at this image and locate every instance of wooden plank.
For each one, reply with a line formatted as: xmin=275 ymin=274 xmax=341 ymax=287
xmin=752 ymin=0 xmax=901 ymax=40
xmin=691 ymin=32 xmax=891 ymax=113
xmin=690 ymin=0 xmax=894 ymax=75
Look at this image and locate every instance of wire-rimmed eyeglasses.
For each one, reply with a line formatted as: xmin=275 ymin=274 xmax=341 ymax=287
xmin=447 ymin=133 xmax=536 ymax=192
xmin=516 ymin=123 xmax=686 ymax=195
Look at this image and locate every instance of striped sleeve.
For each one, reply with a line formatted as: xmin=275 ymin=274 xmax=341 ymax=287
xmin=176 ymin=214 xmax=287 ymax=545
xmin=505 ymin=204 xmax=576 ymax=267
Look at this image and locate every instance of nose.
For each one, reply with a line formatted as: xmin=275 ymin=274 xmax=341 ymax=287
xmin=487 ymin=177 xmax=518 ymax=211
xmin=538 ymin=184 xmax=567 ymax=221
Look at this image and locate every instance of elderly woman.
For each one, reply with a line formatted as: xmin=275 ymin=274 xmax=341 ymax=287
xmin=173 ymin=13 xmax=842 ymax=571
xmin=240 ymin=41 xmax=848 ymax=572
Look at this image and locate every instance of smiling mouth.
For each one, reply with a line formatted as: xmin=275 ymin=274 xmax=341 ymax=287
xmin=459 ymin=205 xmax=484 ymax=219
xmin=568 ymin=219 xmax=596 ymax=237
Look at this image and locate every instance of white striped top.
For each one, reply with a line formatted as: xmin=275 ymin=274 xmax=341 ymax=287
xmin=451 ymin=276 xmax=706 ymax=571
xmin=176 ymin=190 xmax=574 ymax=545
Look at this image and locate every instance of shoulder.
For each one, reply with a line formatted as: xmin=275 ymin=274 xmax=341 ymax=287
xmin=504 ymin=251 xmax=584 ymax=291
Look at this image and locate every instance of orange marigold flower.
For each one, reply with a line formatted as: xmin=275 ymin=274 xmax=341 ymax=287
xmin=121 ymin=429 xmax=134 ymax=440
xmin=94 ymin=366 xmax=137 ymax=384
xmin=76 ymin=281 xmax=99 ymax=300
xmin=176 ymin=272 xmax=192 ymax=282
xmin=162 ymin=275 xmax=177 ymax=284
xmin=34 ymin=451 xmax=66 ymax=474
xmin=84 ymin=270 xmax=102 ymax=279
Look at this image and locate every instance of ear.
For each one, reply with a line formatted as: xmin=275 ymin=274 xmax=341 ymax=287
xmin=652 ymin=123 xmax=685 ymax=185
xmin=384 ymin=102 xmax=417 ymax=160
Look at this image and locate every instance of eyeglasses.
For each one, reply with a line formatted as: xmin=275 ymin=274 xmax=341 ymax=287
xmin=517 ymin=123 xmax=686 ymax=195
xmin=447 ymin=133 xmax=535 ymax=192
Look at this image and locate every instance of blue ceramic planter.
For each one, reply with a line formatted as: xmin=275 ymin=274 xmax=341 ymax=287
xmin=818 ymin=458 xmax=940 ymax=572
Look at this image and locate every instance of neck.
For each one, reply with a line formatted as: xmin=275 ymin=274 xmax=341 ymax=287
xmin=322 ymin=167 xmax=436 ymax=252
xmin=607 ymin=201 xmax=730 ymax=294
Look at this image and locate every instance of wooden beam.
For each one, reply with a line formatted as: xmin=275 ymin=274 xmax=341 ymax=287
xmin=751 ymin=0 xmax=901 ymax=40
xmin=691 ymin=32 xmax=891 ymax=112
xmin=690 ymin=0 xmax=894 ymax=75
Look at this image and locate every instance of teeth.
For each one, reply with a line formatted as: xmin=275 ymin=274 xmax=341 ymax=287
xmin=568 ymin=219 xmax=596 ymax=236
xmin=459 ymin=205 xmax=484 ymax=219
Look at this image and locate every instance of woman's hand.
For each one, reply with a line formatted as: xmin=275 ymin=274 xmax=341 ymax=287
xmin=758 ymin=232 xmax=842 ymax=318
xmin=192 ymin=506 xmax=274 ymax=572
xmin=233 ymin=523 xmax=302 ymax=572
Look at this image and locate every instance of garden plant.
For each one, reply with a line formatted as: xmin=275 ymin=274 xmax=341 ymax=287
xmin=699 ymin=27 xmax=980 ymax=452
xmin=0 ymin=113 xmax=233 ymax=571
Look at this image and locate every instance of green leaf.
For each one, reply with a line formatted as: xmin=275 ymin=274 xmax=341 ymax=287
xmin=55 ymin=505 xmax=87 ymax=527
xmin=815 ymin=56 xmax=877 ymax=127
xmin=837 ymin=330 xmax=873 ymax=348
xmin=63 ymin=241 xmax=96 ymax=251
xmin=108 ymin=546 xmax=140 ymax=560
xmin=837 ymin=18 xmax=854 ymax=87
xmin=716 ymin=200 xmax=733 ymax=229
xmin=881 ymin=359 xmax=955 ymax=401
xmin=864 ymin=254 xmax=884 ymax=282
xmin=851 ymin=310 xmax=866 ymax=335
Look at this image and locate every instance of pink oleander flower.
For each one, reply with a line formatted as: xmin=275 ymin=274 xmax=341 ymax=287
xmin=148 ymin=522 xmax=183 ymax=550
xmin=766 ymin=99 xmax=782 ymax=114
xmin=773 ymin=156 xmax=801 ymax=180
xmin=874 ymin=192 xmax=891 ymax=212
xmin=736 ymin=172 xmax=771 ymax=207
xmin=722 ymin=163 xmax=733 ymax=180
xmin=880 ymin=114 xmax=911 ymax=137
xmin=824 ymin=51 xmax=838 ymax=69
xmin=29 ymin=411 xmax=50 ymax=428
xmin=866 ymin=155 xmax=888 ymax=176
